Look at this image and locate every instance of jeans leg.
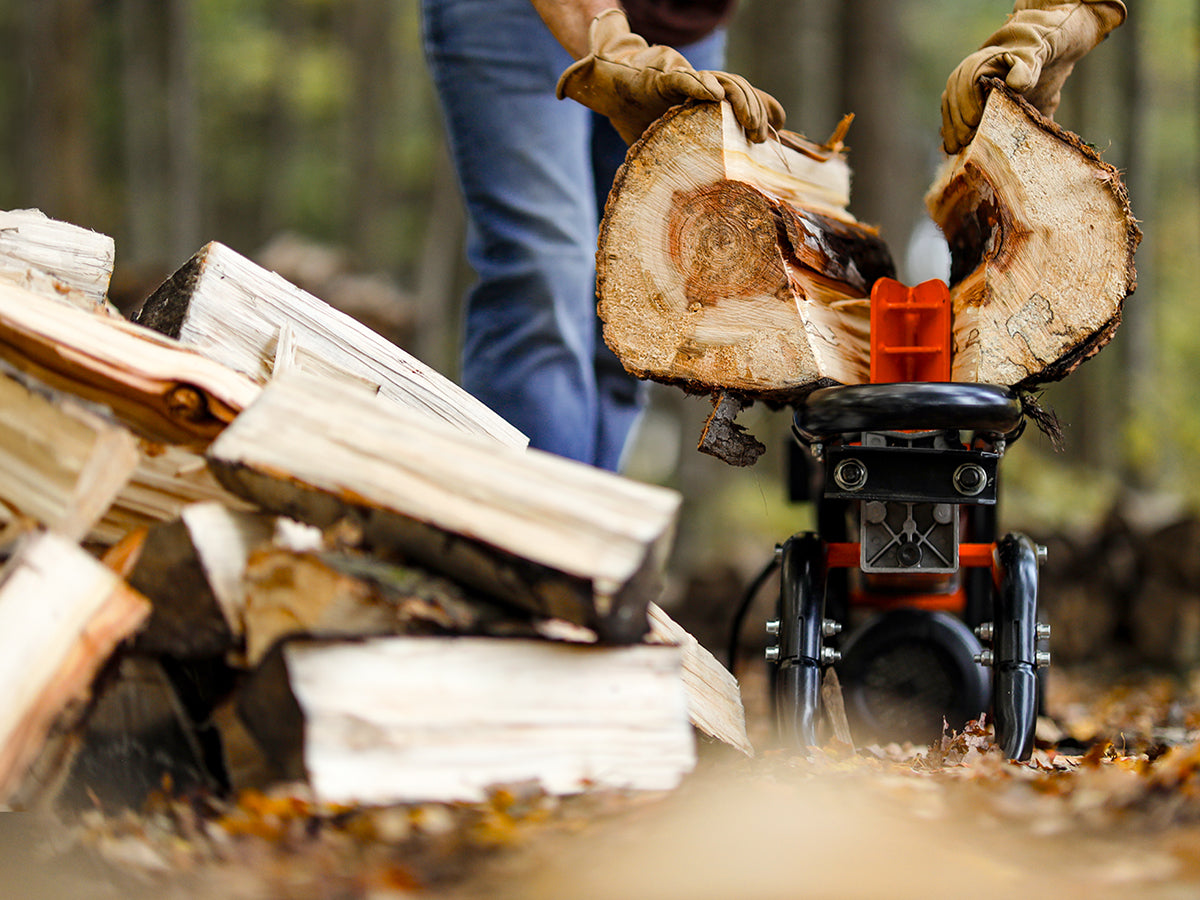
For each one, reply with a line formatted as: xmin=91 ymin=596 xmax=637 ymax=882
xmin=423 ymin=0 xmax=602 ymax=465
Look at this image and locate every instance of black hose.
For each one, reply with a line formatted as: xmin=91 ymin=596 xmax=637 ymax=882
xmin=726 ymin=555 xmax=781 ymax=673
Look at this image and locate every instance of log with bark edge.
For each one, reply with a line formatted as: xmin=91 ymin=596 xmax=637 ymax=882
xmin=597 ymin=101 xmax=894 ymax=402
xmin=0 ymin=531 xmax=151 ymax=807
xmin=134 ymin=241 xmax=526 ymax=449
xmin=206 ymin=371 xmax=681 ymax=644
xmin=599 ymin=92 xmax=1138 ymax=464
xmin=0 ymin=279 xmax=261 ymax=447
xmin=925 ymin=83 xmax=1140 ymax=387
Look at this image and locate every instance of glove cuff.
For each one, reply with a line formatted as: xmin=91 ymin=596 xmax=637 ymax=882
xmin=1012 ymin=0 xmax=1127 ymax=30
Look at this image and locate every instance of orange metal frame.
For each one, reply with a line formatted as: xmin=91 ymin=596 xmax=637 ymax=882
xmin=828 ymin=277 xmax=995 ymax=616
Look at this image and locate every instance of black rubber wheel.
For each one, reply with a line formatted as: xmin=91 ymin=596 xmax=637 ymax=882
xmin=838 ymin=609 xmax=988 ymax=746
xmin=992 ymin=533 xmax=1040 ymax=761
xmin=773 ymin=533 xmax=827 ymax=747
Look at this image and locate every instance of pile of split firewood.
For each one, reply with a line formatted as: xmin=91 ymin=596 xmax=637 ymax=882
xmin=0 ymin=208 xmax=749 ymax=814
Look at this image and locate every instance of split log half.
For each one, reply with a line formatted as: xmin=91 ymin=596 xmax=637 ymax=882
xmin=598 ymin=101 xmax=894 ymax=401
xmin=207 ymin=372 xmax=682 ymax=643
xmin=239 ymin=636 xmax=695 ymax=804
xmin=0 ymin=209 xmax=115 ymax=312
xmin=0 ymin=532 xmax=150 ymax=807
xmin=0 ymin=370 xmax=140 ymax=543
xmin=926 ymin=83 xmax=1140 ymax=387
xmin=135 ymin=241 xmax=527 ymax=449
xmin=647 ymin=603 xmax=751 ymax=756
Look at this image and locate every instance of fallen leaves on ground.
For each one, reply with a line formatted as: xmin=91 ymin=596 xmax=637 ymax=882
xmin=19 ymin=660 xmax=1200 ymax=899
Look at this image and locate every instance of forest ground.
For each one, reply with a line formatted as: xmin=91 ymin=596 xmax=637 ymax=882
xmin=10 ymin=654 xmax=1200 ymax=900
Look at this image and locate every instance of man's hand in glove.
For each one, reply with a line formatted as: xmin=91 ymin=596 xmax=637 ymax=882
xmin=554 ymin=8 xmax=785 ymax=145
xmin=941 ymin=0 xmax=1126 ymax=154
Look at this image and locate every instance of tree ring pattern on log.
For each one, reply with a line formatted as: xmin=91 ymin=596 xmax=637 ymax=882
xmin=667 ymin=181 xmax=788 ymax=309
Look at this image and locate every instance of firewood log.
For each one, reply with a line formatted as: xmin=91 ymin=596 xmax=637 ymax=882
xmin=0 ymin=280 xmax=260 ymax=447
xmin=134 ymin=241 xmax=526 ymax=449
xmin=598 ymin=89 xmax=1138 ymax=413
xmin=236 ymin=636 xmax=695 ymax=804
xmin=926 ymin=83 xmax=1140 ymax=387
xmin=0 ymin=369 xmax=140 ymax=543
xmin=0 ymin=532 xmax=150 ymax=807
xmin=597 ymin=102 xmax=892 ymax=402
xmin=206 ymin=372 xmax=681 ymax=643
xmin=0 ymin=208 xmax=116 ymax=312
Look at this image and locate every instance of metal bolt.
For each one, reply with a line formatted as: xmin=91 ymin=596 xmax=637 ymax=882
xmin=822 ymin=619 xmax=843 ymax=637
xmin=1036 ymin=650 xmax=1051 ymax=669
xmin=774 ymin=543 xmax=784 ymax=562
xmin=953 ymin=463 xmax=988 ymax=496
xmin=765 ymin=619 xmax=781 ymax=635
xmin=811 ymin=442 xmax=825 ymax=462
xmin=1036 ymin=544 xmax=1049 ymax=566
xmin=821 ymin=647 xmax=842 ymax=665
xmin=1037 ymin=623 xmax=1052 ymax=640
xmin=765 ymin=646 xmax=780 ymax=662
xmin=974 ymin=649 xmax=994 ymax=667
xmin=833 ymin=457 xmax=868 ymax=492
xmin=974 ymin=622 xmax=994 ymax=642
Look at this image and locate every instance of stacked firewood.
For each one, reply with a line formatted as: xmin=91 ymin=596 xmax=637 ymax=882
xmin=0 ymin=210 xmax=750 ymax=813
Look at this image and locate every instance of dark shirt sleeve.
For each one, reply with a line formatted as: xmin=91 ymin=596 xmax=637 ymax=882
xmin=622 ymin=0 xmax=737 ymax=47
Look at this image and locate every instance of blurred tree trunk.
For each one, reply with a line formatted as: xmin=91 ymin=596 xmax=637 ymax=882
xmin=1047 ymin=3 xmax=1146 ymax=476
xmin=167 ymin=0 xmax=202 ymax=264
xmin=120 ymin=0 xmax=163 ymax=266
xmin=728 ymin=0 xmax=841 ymax=141
xmin=341 ymin=0 xmax=397 ymax=267
xmin=261 ymin=0 xmax=305 ymax=242
xmin=837 ymin=0 xmax=923 ymax=257
xmin=1116 ymin=0 xmax=1155 ymax=486
xmin=19 ymin=1 xmax=97 ymax=227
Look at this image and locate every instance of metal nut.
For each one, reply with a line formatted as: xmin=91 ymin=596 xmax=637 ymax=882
xmin=974 ymin=649 xmax=994 ymax=667
xmin=765 ymin=646 xmax=780 ymax=662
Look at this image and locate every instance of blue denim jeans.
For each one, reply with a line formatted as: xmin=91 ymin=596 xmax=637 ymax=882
xmin=423 ymin=0 xmax=725 ymax=471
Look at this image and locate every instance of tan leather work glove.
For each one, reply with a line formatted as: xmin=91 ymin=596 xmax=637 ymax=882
xmin=941 ymin=0 xmax=1127 ymax=154
xmin=556 ymin=8 xmax=785 ymax=145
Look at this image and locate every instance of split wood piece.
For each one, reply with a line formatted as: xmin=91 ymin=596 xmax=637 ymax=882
xmin=207 ymin=372 xmax=681 ymax=643
xmin=0 ymin=209 xmax=116 ymax=312
xmin=91 ymin=446 xmax=259 ymax=545
xmin=241 ymin=548 xmax=546 ymax=668
xmin=0 ymin=531 xmax=151 ymax=808
xmin=647 ymin=603 xmax=752 ymax=756
xmin=0 ymin=280 xmax=261 ymax=447
xmin=122 ymin=518 xmax=243 ymax=659
xmin=238 ymin=637 xmax=695 ymax=805
xmin=926 ymin=83 xmax=1140 ymax=387
xmin=58 ymin=656 xmax=216 ymax=811
xmin=0 ymin=369 xmax=140 ymax=543
xmin=598 ymin=101 xmax=894 ymax=402
xmin=134 ymin=241 xmax=527 ymax=449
